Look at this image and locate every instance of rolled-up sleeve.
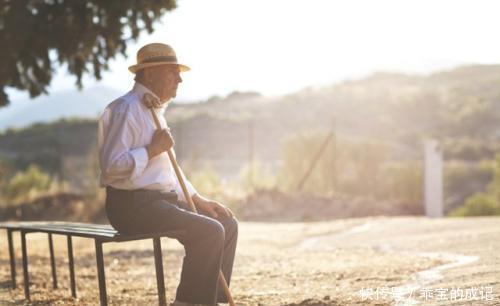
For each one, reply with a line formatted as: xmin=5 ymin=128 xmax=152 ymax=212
xmin=99 ymin=107 xmax=148 ymax=183
xmin=128 ymin=147 xmax=149 ymax=180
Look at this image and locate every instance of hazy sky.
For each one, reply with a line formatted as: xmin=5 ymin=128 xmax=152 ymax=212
xmin=7 ymin=0 xmax=500 ymax=103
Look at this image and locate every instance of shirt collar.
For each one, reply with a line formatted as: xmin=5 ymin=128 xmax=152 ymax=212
xmin=132 ymin=82 xmax=169 ymax=114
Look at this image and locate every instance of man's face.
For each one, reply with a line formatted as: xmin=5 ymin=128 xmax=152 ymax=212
xmin=144 ymin=65 xmax=182 ymax=103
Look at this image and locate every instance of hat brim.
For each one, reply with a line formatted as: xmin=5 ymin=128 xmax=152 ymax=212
xmin=128 ymin=62 xmax=191 ymax=74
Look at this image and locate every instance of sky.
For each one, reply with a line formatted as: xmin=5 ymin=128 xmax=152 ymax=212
xmin=6 ymin=0 xmax=500 ymax=103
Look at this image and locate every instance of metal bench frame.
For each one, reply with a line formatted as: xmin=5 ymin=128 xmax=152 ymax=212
xmin=1 ymin=221 xmax=183 ymax=306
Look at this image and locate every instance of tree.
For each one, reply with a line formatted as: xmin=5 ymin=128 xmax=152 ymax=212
xmin=0 ymin=0 xmax=177 ymax=106
xmin=2 ymin=164 xmax=52 ymax=202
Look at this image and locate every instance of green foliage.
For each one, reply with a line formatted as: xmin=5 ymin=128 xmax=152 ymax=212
xmin=441 ymin=93 xmax=498 ymax=138
xmin=377 ymin=162 xmax=423 ymax=204
xmin=2 ymin=164 xmax=52 ymax=202
xmin=449 ymin=194 xmax=500 ymax=216
xmin=449 ymin=154 xmax=500 ymax=216
xmin=277 ymin=131 xmax=335 ymax=195
xmin=82 ymin=141 xmax=101 ymax=193
xmin=0 ymin=158 xmax=14 ymax=199
xmin=277 ymin=131 xmax=393 ymax=197
xmin=444 ymin=160 xmax=493 ymax=211
xmin=442 ymin=138 xmax=500 ymax=160
xmin=488 ymin=154 xmax=500 ymax=200
xmin=0 ymin=157 xmax=14 ymax=177
xmin=239 ymin=160 xmax=275 ymax=192
xmin=189 ymin=164 xmax=223 ymax=199
xmin=0 ymin=0 xmax=177 ymax=106
xmin=337 ymin=138 xmax=391 ymax=197
xmin=0 ymin=119 xmax=98 ymax=176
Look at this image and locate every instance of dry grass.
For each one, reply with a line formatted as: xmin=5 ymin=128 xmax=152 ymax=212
xmin=1 ymin=216 xmax=499 ymax=305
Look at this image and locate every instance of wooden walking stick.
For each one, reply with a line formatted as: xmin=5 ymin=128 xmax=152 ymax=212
xmin=142 ymin=94 xmax=236 ymax=306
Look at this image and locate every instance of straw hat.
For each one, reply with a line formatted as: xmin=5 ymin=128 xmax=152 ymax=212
xmin=128 ymin=43 xmax=190 ymax=74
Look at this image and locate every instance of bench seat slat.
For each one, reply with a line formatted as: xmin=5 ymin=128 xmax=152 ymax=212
xmin=28 ymin=224 xmax=116 ymax=233
xmin=20 ymin=222 xmax=114 ymax=231
xmin=20 ymin=226 xmax=117 ymax=239
xmin=0 ymin=223 xmax=115 ymax=235
xmin=28 ymin=226 xmax=117 ymax=236
xmin=43 ymin=222 xmax=113 ymax=230
xmin=0 ymin=221 xmax=112 ymax=230
xmin=0 ymin=221 xmax=184 ymax=242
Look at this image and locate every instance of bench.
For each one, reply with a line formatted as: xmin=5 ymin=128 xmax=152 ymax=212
xmin=1 ymin=221 xmax=184 ymax=305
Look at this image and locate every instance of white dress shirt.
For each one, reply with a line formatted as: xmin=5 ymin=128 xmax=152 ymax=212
xmin=98 ymin=82 xmax=197 ymax=201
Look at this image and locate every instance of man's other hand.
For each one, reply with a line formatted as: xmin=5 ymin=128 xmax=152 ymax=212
xmin=193 ymin=195 xmax=234 ymax=219
xmin=146 ymin=128 xmax=174 ymax=159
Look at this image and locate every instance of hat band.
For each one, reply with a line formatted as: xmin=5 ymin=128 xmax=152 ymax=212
xmin=141 ymin=55 xmax=178 ymax=64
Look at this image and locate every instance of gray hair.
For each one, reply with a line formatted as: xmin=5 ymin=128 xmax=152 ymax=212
xmin=134 ymin=70 xmax=146 ymax=83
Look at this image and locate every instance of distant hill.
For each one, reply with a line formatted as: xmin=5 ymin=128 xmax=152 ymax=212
xmin=2 ymin=64 xmax=500 ymax=183
xmin=168 ymin=64 xmax=500 ymax=162
xmin=0 ymin=86 xmax=122 ymax=130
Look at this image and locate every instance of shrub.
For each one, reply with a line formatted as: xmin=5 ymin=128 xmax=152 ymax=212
xmin=239 ymin=160 xmax=275 ymax=192
xmin=377 ymin=161 xmax=423 ymax=204
xmin=189 ymin=164 xmax=224 ymax=199
xmin=449 ymin=154 xmax=500 ymax=216
xmin=449 ymin=194 xmax=500 ymax=216
xmin=443 ymin=160 xmax=493 ymax=211
xmin=2 ymin=164 xmax=52 ymax=202
xmin=276 ymin=130 xmax=392 ymax=197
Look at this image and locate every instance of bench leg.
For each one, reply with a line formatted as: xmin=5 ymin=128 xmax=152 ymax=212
xmin=95 ymin=240 xmax=107 ymax=306
xmin=67 ymin=235 xmax=76 ymax=298
xmin=48 ymin=233 xmax=58 ymax=289
xmin=7 ymin=229 xmax=16 ymax=289
xmin=153 ymin=238 xmax=167 ymax=306
xmin=21 ymin=231 xmax=30 ymax=300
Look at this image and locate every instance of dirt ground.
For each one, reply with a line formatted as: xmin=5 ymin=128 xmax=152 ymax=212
xmin=0 ymin=216 xmax=499 ymax=305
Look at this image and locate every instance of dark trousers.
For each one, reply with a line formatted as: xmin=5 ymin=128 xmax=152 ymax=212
xmin=105 ymin=187 xmax=238 ymax=305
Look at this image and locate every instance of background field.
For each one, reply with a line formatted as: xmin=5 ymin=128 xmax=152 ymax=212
xmin=1 ymin=216 xmax=498 ymax=305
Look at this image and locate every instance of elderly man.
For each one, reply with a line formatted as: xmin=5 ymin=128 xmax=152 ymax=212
xmin=98 ymin=43 xmax=238 ymax=306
